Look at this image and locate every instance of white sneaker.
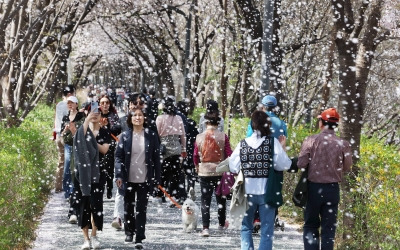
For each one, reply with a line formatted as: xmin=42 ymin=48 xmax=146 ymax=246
xmin=68 ymin=215 xmax=77 ymax=224
xmin=201 ymin=228 xmax=210 ymax=237
xmin=91 ymin=236 xmax=100 ymax=249
xmin=111 ymin=217 xmax=122 ymax=230
xmin=81 ymin=240 xmax=90 ymax=250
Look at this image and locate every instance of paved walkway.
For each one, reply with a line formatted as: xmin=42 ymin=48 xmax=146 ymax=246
xmin=31 ymin=183 xmax=303 ymax=250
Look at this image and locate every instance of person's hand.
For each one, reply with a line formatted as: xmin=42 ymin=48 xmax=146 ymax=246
xmin=115 ymin=178 xmax=122 ymax=189
xmin=278 ymin=135 xmax=287 ymax=150
xmin=69 ymin=122 xmax=77 ymax=135
xmin=181 ymin=151 xmax=187 ymax=158
xmin=62 ymin=123 xmax=70 ymax=134
xmin=99 ymin=117 xmax=108 ymax=127
xmin=85 ymin=112 xmax=98 ymax=124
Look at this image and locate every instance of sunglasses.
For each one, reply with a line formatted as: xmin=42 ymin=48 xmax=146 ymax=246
xmin=133 ymin=100 xmax=145 ymax=105
xmin=100 ymin=101 xmax=110 ymax=105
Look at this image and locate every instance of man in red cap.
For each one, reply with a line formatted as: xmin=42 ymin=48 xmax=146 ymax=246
xmin=297 ymin=108 xmax=352 ymax=250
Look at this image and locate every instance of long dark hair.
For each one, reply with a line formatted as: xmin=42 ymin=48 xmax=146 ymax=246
xmin=204 ymin=111 xmax=221 ymax=126
xmin=126 ymin=108 xmax=148 ymax=129
xmin=251 ymin=111 xmax=271 ymax=137
xmin=129 ymin=92 xmax=147 ymax=106
xmin=99 ymin=94 xmax=117 ymax=114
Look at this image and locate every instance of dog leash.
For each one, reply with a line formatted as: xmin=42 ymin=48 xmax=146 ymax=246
xmin=158 ymin=185 xmax=182 ymax=209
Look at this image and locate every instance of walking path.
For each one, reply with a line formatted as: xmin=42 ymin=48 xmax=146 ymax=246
xmin=31 ymin=184 xmax=303 ymax=250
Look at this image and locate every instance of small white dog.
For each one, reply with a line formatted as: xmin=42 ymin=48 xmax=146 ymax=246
xmin=181 ymin=198 xmax=199 ymax=233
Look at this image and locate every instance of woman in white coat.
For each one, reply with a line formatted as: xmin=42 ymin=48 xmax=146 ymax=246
xmin=229 ymin=111 xmax=291 ymax=250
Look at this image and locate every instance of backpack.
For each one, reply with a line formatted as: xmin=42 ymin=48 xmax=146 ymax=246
xmin=201 ymin=132 xmax=223 ymax=162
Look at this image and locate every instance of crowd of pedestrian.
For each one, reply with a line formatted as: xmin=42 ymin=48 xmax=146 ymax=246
xmin=52 ymin=85 xmax=352 ymax=250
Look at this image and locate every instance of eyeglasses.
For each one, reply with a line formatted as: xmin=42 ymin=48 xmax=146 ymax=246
xmin=100 ymin=101 xmax=110 ymax=105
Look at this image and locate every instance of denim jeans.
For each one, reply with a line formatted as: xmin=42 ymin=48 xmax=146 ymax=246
xmin=63 ymin=144 xmax=73 ymax=198
xmin=303 ymin=182 xmax=339 ymax=250
xmin=241 ymin=194 xmax=275 ymax=250
xmin=54 ymin=134 xmax=64 ymax=191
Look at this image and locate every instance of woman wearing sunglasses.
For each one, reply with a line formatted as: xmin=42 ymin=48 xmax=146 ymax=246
xmin=99 ymin=95 xmax=122 ymax=199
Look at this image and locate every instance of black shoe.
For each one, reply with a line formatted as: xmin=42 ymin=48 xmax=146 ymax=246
xmin=125 ymin=235 xmax=133 ymax=244
xmin=107 ymin=189 xmax=112 ymax=199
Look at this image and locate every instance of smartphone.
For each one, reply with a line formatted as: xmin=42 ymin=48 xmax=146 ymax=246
xmin=91 ymin=101 xmax=99 ymax=113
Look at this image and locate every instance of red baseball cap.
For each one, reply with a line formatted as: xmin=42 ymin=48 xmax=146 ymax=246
xmin=318 ymin=108 xmax=340 ymax=122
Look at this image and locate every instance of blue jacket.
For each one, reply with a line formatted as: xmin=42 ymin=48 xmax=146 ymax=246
xmin=114 ymin=128 xmax=161 ymax=195
xmin=246 ymin=111 xmax=287 ymax=139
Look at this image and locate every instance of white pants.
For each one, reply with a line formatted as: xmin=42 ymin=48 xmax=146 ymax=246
xmin=113 ymin=190 xmax=124 ymax=219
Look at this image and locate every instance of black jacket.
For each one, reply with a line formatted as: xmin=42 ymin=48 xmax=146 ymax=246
xmin=114 ymin=128 xmax=161 ymax=195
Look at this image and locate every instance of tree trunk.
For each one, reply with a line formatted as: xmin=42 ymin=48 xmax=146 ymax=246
xmin=331 ymin=0 xmax=384 ymax=245
xmin=220 ymin=0 xmax=228 ymax=118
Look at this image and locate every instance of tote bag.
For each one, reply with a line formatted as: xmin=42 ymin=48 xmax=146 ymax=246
xmin=265 ymin=136 xmax=284 ymax=208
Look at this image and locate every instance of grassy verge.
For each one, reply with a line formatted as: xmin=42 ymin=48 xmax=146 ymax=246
xmin=0 ymin=104 xmax=57 ymax=249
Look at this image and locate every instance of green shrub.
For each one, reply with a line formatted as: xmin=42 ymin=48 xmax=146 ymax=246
xmin=189 ymin=107 xmax=206 ymax=128
xmin=336 ymin=136 xmax=400 ymax=249
xmin=0 ymin=104 xmax=57 ymax=249
xmin=225 ymin=116 xmax=250 ymax=147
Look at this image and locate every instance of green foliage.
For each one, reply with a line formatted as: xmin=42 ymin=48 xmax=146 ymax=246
xmin=0 ymin=104 xmax=57 ymax=249
xmin=189 ymin=107 xmax=206 ymax=127
xmin=337 ymin=136 xmax=400 ymax=249
xmin=226 ymin=116 xmax=250 ymax=147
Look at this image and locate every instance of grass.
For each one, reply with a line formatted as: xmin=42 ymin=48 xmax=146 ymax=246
xmin=0 ymin=104 xmax=57 ymax=249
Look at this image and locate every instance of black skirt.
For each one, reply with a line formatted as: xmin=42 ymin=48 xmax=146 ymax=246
xmin=75 ymin=181 xmax=104 ymax=231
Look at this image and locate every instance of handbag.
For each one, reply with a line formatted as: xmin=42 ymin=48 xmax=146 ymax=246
xmin=161 ymin=135 xmax=181 ymax=157
xmin=265 ymin=136 xmax=284 ymax=208
xmin=292 ymin=168 xmax=308 ymax=208
xmin=215 ymin=172 xmax=235 ymax=199
xmin=159 ymin=116 xmax=181 ymax=157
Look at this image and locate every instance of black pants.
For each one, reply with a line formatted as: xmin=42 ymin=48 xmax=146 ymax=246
xmin=183 ymin=158 xmax=197 ymax=192
xmin=160 ymin=155 xmax=187 ymax=201
xmin=75 ymin=181 xmax=104 ymax=231
xmin=104 ymin=143 xmax=116 ymax=194
xmin=303 ymin=182 xmax=339 ymax=250
xmin=68 ymin=177 xmax=80 ymax=218
xmin=124 ymin=182 xmax=149 ymax=243
xmin=199 ymin=176 xmax=226 ymax=228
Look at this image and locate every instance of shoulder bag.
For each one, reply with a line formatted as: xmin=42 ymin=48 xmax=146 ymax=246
xmin=292 ymin=168 xmax=308 ymax=208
